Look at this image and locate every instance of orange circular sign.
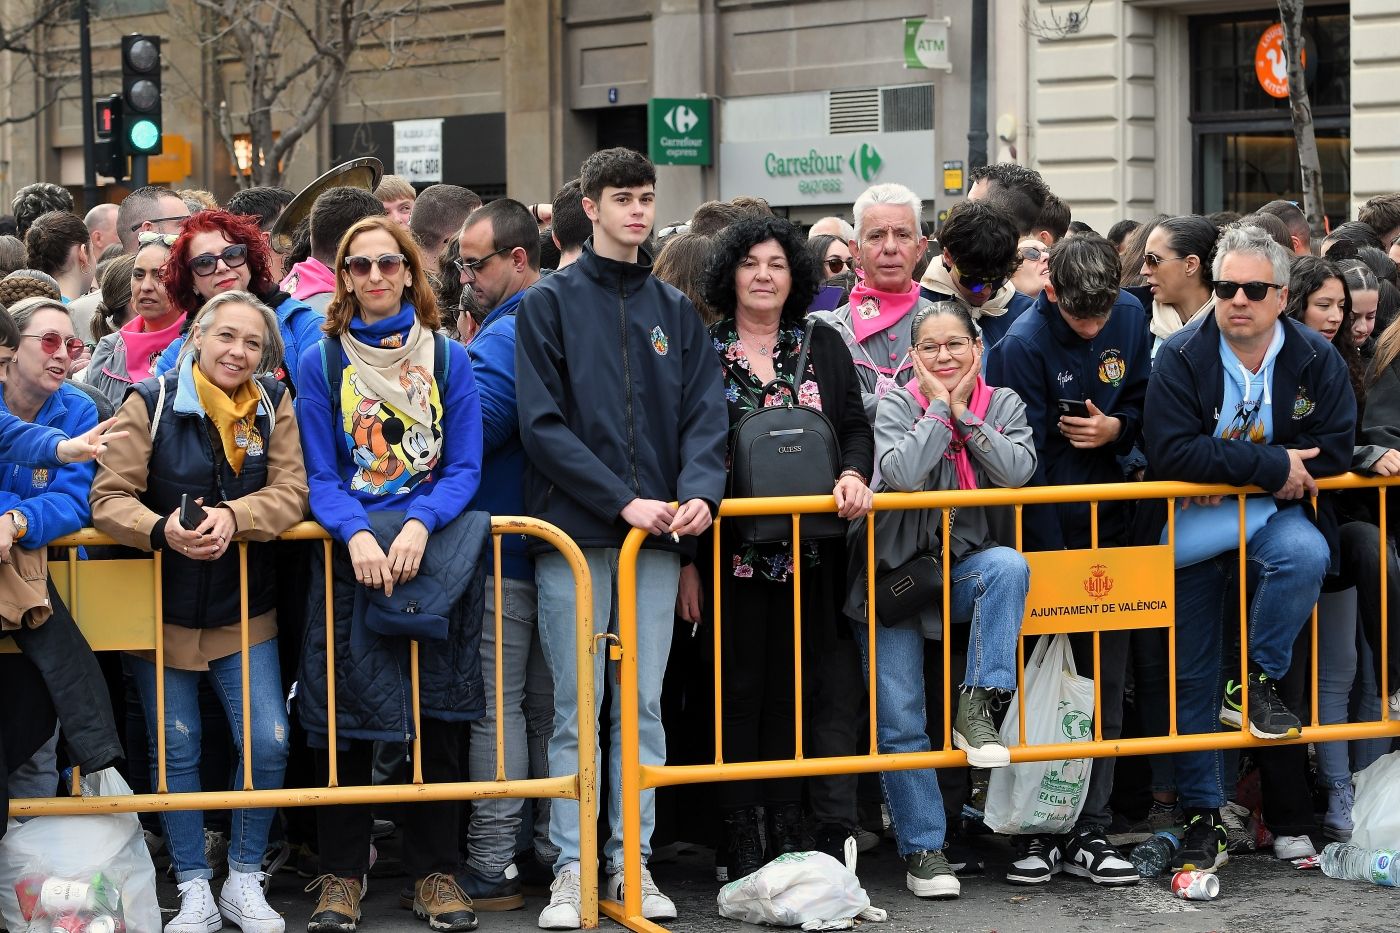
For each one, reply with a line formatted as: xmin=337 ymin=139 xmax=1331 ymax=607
xmin=1255 ymin=23 xmax=1306 ymax=99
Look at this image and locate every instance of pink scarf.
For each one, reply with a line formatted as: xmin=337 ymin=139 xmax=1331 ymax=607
xmin=120 ymin=312 xmax=186 ymax=384
xmin=906 ymin=377 xmax=995 ymax=490
xmin=848 ymin=278 xmax=920 ymax=344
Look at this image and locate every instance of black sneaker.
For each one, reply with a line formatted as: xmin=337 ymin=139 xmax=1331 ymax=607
xmin=451 ymin=865 xmax=524 ymax=912
xmin=768 ymin=803 xmax=813 ymax=855
xmin=812 ymin=824 xmax=853 ymax=864
xmin=1172 ymin=813 xmax=1229 ymax=873
xmin=1220 ymin=678 xmax=1243 ymax=729
xmin=1006 ymin=835 xmax=1061 ymax=885
xmin=1246 ymin=665 xmax=1302 ymax=739
xmin=1062 ymin=825 xmax=1139 ymax=886
xmin=943 ymin=833 xmax=985 ymax=875
xmin=720 ymin=807 xmax=766 ymax=882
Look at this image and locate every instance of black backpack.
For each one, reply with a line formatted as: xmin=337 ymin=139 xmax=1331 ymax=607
xmin=725 ymin=318 xmax=847 ymax=545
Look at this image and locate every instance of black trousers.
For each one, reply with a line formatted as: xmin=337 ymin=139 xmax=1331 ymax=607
xmin=315 ymin=717 xmax=467 ymax=877
xmin=1340 ymin=521 xmax=1400 ymax=691
xmin=0 ymin=652 xmax=57 ymax=841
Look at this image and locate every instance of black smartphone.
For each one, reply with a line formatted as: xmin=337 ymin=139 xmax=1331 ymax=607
xmin=179 ymin=494 xmax=209 ymax=532
xmin=1056 ymin=398 xmax=1092 ymax=419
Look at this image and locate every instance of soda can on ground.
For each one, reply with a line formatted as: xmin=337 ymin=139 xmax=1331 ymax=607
xmin=1171 ymin=870 xmax=1220 ymax=900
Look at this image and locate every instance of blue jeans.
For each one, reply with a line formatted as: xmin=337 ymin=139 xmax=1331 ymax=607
xmin=535 ymin=547 xmax=679 ymax=875
xmin=1171 ymin=506 xmax=1328 ymax=809
xmin=129 ymin=639 xmax=289 ymax=882
xmin=1316 ymin=588 xmax=1358 ymax=786
xmin=851 ymin=545 xmax=1027 ymax=856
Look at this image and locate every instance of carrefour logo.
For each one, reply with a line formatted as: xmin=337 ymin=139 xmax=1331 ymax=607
xmin=764 ymin=144 xmax=885 ymax=181
xmin=850 ymin=143 xmax=883 ymax=182
xmin=664 ymin=105 xmax=700 ymax=134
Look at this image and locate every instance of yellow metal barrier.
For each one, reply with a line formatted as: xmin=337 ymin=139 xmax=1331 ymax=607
xmin=604 ymin=476 xmax=1400 ymax=931
xmin=10 ymin=518 xmax=600 ymax=929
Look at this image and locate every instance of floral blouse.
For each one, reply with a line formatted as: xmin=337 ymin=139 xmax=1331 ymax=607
xmin=711 ymin=318 xmax=823 ymax=583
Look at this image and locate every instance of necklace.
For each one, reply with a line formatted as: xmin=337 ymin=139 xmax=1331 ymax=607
xmin=738 ymin=323 xmax=780 ymax=358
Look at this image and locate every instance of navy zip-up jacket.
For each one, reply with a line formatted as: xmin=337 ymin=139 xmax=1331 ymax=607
xmin=515 ymin=239 xmax=728 ymax=553
xmin=985 ymin=289 xmax=1149 ymax=550
xmin=1140 ymin=312 xmax=1356 ymax=552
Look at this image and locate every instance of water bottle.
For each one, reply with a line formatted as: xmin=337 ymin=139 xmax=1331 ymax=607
xmin=1320 ymin=842 xmax=1400 ymax=886
xmin=1129 ymin=831 xmax=1181 ymax=879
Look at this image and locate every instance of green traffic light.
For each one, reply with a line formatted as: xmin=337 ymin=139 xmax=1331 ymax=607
xmin=129 ymin=118 xmax=160 ymax=152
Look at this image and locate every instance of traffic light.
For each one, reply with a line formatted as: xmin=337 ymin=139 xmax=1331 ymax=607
xmin=121 ymin=34 xmax=163 ymax=157
xmin=94 ymin=95 xmax=127 ymax=181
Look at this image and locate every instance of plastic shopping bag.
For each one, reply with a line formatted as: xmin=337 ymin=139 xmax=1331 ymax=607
xmin=1352 ymin=751 xmax=1400 ymax=850
xmin=0 ymin=769 xmax=160 ymax=933
xmin=717 ymin=850 xmax=887 ymax=930
xmin=982 ymin=634 xmax=1094 ymax=836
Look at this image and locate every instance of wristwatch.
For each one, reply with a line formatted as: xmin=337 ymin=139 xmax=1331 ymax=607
xmin=5 ymin=510 xmax=27 ymax=540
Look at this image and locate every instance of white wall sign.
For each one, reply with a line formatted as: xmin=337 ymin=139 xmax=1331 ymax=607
xmin=719 ymin=131 xmax=938 ymax=206
xmin=394 ymin=119 xmax=444 ymax=183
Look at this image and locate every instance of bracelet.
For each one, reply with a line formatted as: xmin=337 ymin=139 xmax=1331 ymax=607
xmin=837 ymin=469 xmax=866 ymax=485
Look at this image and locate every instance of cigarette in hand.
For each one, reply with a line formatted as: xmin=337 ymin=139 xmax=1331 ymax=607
xmin=670 ymin=531 xmax=680 ymax=543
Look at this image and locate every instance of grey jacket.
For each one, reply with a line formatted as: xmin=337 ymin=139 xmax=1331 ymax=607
xmin=812 ymin=292 xmax=939 ymax=423
xmin=844 ymin=384 xmax=1036 ymax=632
xmin=81 ymin=331 xmax=132 ymax=411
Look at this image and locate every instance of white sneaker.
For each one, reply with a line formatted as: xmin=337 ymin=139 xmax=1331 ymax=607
xmin=605 ymin=866 xmax=676 ymax=921
xmin=167 ymin=878 xmax=223 ymax=933
xmin=1273 ymin=834 xmax=1317 ymax=860
xmin=537 ymin=868 xmax=581 ymax=930
xmin=1389 ymin=688 xmax=1400 ymax=718
xmin=218 ymin=870 xmax=284 ymax=933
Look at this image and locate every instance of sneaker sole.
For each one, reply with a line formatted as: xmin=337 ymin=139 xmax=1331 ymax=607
xmin=1323 ymin=826 xmax=1353 ymax=843
xmin=220 ymin=907 xmax=284 ymax=933
xmin=1062 ymin=862 xmax=1140 ymax=885
xmin=1006 ymin=864 xmax=1060 ymax=886
xmin=1219 ymin=709 xmax=1242 ymax=729
xmin=537 ymin=917 xmax=580 ymax=932
xmin=167 ymin=917 xmax=225 ymax=933
xmin=906 ymin=874 xmax=960 ymax=898
xmin=1173 ymin=851 xmax=1228 ymax=873
xmin=411 ymin=906 xmax=479 ymax=932
xmin=307 ymin=921 xmax=356 ymax=933
xmin=1248 ymin=722 xmax=1301 ymax=740
xmin=953 ymin=732 xmax=1010 ymax=769
xmin=401 ymin=891 xmax=523 ymax=913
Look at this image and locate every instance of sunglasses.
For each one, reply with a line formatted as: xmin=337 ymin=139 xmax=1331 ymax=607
xmin=454 ymin=245 xmax=512 ymax=279
xmin=22 ymin=331 xmax=85 ymax=360
xmin=189 ymin=244 xmax=249 ymax=277
xmin=137 ymin=231 xmax=178 ymax=248
xmin=824 ymin=255 xmax=853 ymax=275
xmin=129 ymin=214 xmax=190 ymax=233
xmin=1019 ymin=246 xmax=1047 ymax=262
xmin=344 ymin=253 xmax=406 ymax=277
xmin=1143 ymin=252 xmax=1186 ymax=270
xmin=1214 ymin=280 xmax=1282 ymax=302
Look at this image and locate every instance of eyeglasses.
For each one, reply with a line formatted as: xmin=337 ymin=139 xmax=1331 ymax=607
xmin=1214 ymin=280 xmax=1282 ymax=302
xmin=914 ymin=336 xmax=974 ymax=357
xmin=189 ymin=244 xmax=249 ymax=277
xmin=129 ymin=215 xmax=189 ymax=233
xmin=948 ymin=261 xmax=1005 ymax=296
xmin=1019 ymin=246 xmax=1047 ymax=262
xmin=138 ymin=231 xmax=178 ymax=248
xmin=22 ymin=331 xmax=86 ymax=360
xmin=344 ymin=253 xmax=406 ymax=277
xmin=454 ymin=245 xmax=513 ymax=279
xmin=824 ymin=256 xmax=853 ymax=275
xmin=1143 ymin=252 xmax=1186 ymax=270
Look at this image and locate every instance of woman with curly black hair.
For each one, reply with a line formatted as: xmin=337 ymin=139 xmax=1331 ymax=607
xmin=692 ymin=215 xmax=873 ymax=882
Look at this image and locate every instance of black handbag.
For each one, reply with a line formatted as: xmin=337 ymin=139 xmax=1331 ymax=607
xmin=873 ymin=509 xmax=955 ymax=627
xmin=724 ymin=318 xmax=847 ymax=545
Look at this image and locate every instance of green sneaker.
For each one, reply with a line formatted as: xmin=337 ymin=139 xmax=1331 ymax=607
xmin=953 ymin=687 xmax=1009 ymax=768
xmin=1220 ymin=679 xmax=1243 ymax=729
xmin=905 ymin=850 xmax=959 ymax=899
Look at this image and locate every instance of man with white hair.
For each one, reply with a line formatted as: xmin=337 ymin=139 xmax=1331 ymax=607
xmin=807 ymin=215 xmax=855 ymax=243
xmin=1143 ymin=224 xmax=1354 ymax=874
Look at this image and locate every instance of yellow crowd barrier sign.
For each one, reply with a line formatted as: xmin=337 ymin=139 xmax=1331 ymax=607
xmin=1022 ymin=545 xmax=1174 ymax=634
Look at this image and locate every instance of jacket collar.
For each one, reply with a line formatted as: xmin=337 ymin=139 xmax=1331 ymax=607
xmin=481 ymin=280 xmax=536 ymax=330
xmin=575 ymin=238 xmax=654 ymax=294
xmin=1174 ymin=310 xmax=1318 ymax=374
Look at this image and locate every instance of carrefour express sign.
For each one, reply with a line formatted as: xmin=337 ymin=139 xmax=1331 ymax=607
xmin=720 ymin=131 xmax=936 ymax=206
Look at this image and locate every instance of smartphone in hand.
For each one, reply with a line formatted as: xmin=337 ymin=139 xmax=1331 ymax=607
xmin=1056 ymin=398 xmax=1092 ymax=419
xmin=179 ymin=494 xmax=209 ymax=532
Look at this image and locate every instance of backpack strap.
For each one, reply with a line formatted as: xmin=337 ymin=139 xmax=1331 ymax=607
xmin=433 ymin=331 xmax=450 ymax=389
xmin=792 ymin=316 xmax=818 ymax=393
xmin=150 ymin=376 xmax=167 ymax=444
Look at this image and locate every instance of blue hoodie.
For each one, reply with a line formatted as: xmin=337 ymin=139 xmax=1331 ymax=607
xmin=0 ymin=408 xmax=66 ymax=468
xmin=296 ymin=305 xmax=482 ymax=543
xmin=0 ymin=384 xmax=99 ymax=545
xmin=156 ymin=294 xmax=324 ymax=387
xmin=466 ymin=287 xmax=532 ymax=581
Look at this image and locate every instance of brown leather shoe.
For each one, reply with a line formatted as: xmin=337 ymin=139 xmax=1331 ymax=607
xmin=411 ymin=873 xmax=478 ymax=932
xmin=305 ymin=875 xmax=362 ymax=933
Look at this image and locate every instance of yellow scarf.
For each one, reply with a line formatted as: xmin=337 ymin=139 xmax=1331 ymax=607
xmin=193 ymin=364 xmax=263 ymax=474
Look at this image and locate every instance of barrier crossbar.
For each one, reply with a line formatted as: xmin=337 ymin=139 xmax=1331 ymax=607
xmin=9 ymin=517 xmax=600 ymax=929
xmin=605 ymin=476 xmax=1400 ymax=931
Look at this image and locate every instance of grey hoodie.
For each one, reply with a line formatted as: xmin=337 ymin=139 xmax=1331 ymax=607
xmin=844 ymin=384 xmax=1036 ymax=633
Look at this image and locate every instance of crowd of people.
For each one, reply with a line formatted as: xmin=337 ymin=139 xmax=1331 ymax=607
xmin=1 ymin=152 xmax=1400 ymax=933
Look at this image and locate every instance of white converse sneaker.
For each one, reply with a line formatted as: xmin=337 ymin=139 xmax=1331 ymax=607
xmin=167 ymin=878 xmax=223 ymax=933
xmin=537 ymin=867 xmax=581 ymax=930
xmin=218 ymin=870 xmax=285 ymax=933
xmin=605 ymin=866 xmax=676 ymax=921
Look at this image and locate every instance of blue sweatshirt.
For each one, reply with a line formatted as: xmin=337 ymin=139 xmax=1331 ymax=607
xmin=156 ymin=294 xmax=324 ymax=387
xmin=296 ymin=305 xmax=482 ymax=543
xmin=0 ymin=385 xmax=99 ymax=546
xmin=0 ymin=407 xmax=66 ymax=468
xmin=467 ymin=287 xmax=532 ymax=581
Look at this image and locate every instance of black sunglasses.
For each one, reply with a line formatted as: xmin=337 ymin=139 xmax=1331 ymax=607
xmin=189 ymin=244 xmax=249 ymax=277
xmin=824 ymin=255 xmax=853 ymax=275
xmin=1214 ymin=280 xmax=1281 ymax=302
xmin=454 ymin=245 xmax=513 ymax=278
xmin=344 ymin=253 xmax=406 ymax=277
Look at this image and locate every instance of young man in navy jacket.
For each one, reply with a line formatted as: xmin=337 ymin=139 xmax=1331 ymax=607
xmin=515 ymin=148 xmax=728 ymax=929
xmin=985 ymin=233 xmax=1149 ymax=888
xmin=1144 ymin=225 xmax=1355 ymax=874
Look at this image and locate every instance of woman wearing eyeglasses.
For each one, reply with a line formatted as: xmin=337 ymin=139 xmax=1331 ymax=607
xmin=294 ymin=216 xmax=484 ymax=933
xmin=1142 ymin=215 xmax=1219 ymax=357
xmin=155 ymin=211 xmax=324 ymax=388
xmin=82 ymin=231 xmax=184 ymax=409
xmin=1009 ymin=238 xmax=1048 ymax=298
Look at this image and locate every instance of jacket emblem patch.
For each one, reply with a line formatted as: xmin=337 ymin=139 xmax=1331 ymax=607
xmin=1097 ymin=349 xmax=1126 ymax=387
xmin=1293 ymin=386 xmax=1315 ymax=420
xmin=234 ymin=420 xmax=265 ymax=457
xmin=30 ymin=468 xmax=48 ymax=489
xmin=651 ymin=325 xmax=669 ymax=356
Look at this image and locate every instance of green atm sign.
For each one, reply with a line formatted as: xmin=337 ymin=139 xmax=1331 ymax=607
xmin=648 ymin=98 xmax=712 ymax=166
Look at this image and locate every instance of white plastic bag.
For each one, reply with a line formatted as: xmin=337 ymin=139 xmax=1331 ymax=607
xmin=983 ymin=634 xmax=1094 ymax=835
xmin=717 ymin=850 xmax=887 ymax=930
xmin=1352 ymin=751 xmax=1400 ymax=850
xmin=0 ymin=769 xmax=160 ymax=933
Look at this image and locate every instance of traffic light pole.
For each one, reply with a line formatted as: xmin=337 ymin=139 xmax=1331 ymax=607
xmin=79 ymin=0 xmax=99 ymax=208
xmin=131 ymin=155 xmax=148 ymax=189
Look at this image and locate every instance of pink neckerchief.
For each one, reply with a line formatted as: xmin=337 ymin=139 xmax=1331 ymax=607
xmin=120 ymin=312 xmax=186 ymax=384
xmin=906 ymin=377 xmax=995 ymax=490
xmin=848 ymin=278 xmax=920 ymax=344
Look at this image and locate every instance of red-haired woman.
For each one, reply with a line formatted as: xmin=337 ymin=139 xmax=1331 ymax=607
xmin=154 ymin=210 xmax=323 ymax=388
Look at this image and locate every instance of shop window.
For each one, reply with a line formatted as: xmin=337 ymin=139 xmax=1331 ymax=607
xmin=1197 ymin=128 xmax=1350 ymax=227
xmin=1191 ymin=6 xmax=1349 ymax=117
